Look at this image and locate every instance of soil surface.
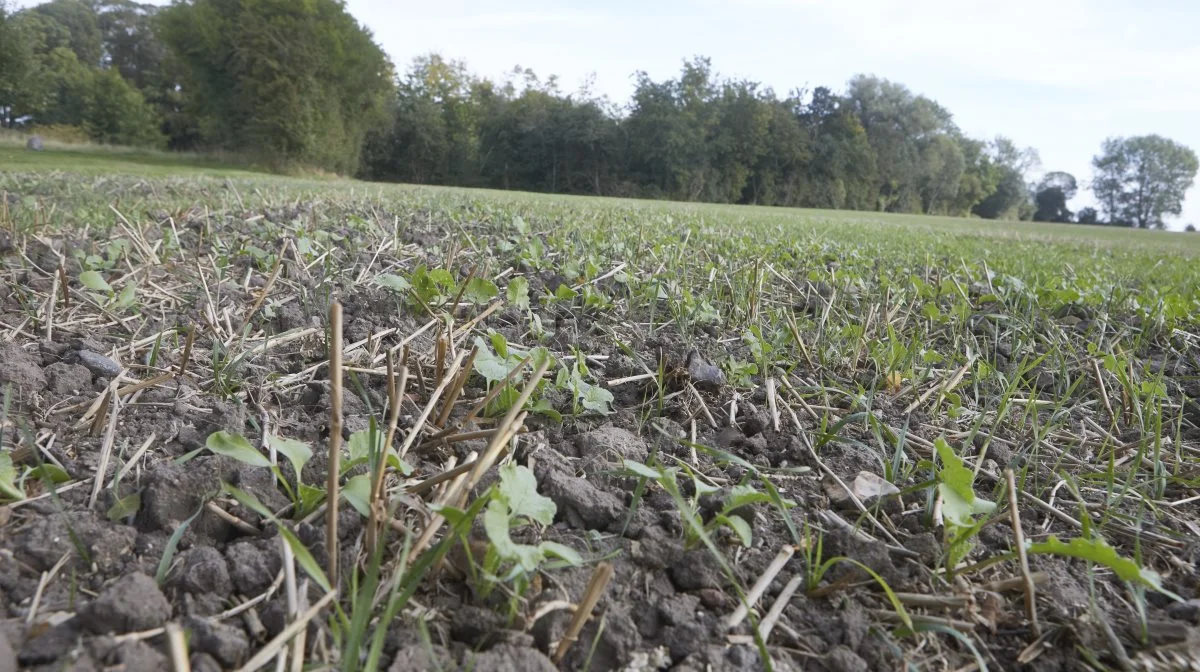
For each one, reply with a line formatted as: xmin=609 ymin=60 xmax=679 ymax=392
xmin=0 ymin=177 xmax=1198 ymax=671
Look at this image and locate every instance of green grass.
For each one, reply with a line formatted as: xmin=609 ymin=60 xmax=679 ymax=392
xmin=1 ymin=133 xmax=281 ymax=178
xmin=2 ymin=152 xmax=1198 ymax=670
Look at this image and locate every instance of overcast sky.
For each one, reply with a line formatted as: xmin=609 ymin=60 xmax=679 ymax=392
xmin=18 ymin=0 xmax=1200 ymax=228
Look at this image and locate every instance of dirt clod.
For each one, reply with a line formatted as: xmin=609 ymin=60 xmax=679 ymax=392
xmin=78 ymin=573 xmax=171 ymax=634
xmin=0 ymin=342 xmax=46 ymax=391
xmin=186 ymin=617 xmax=251 ymax=668
xmin=175 ymin=546 xmax=233 ymax=598
xmin=463 ymin=643 xmax=557 ymax=672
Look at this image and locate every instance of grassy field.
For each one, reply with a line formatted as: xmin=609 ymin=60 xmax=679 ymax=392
xmin=1 ymin=147 xmax=1198 ymax=670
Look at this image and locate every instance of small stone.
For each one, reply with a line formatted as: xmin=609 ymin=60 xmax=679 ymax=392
xmin=824 ymin=471 xmax=899 ymax=508
xmin=19 ymin=620 xmax=80 ymax=666
xmin=108 ymin=641 xmax=167 ymax=672
xmin=696 ymin=588 xmax=727 ymax=610
xmin=76 ymin=350 xmax=122 ymax=378
xmin=190 ymin=653 xmax=223 ymax=672
xmin=79 ymin=573 xmax=171 ymax=634
xmin=685 ymin=351 xmax=725 ymax=391
xmin=26 ymin=135 xmax=44 ymax=151
xmin=186 ymin=618 xmax=250 ymax=668
xmin=1166 ymin=599 xmax=1200 ymax=624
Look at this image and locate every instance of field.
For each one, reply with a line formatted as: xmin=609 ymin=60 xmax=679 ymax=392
xmin=1 ymin=145 xmax=1199 ymax=671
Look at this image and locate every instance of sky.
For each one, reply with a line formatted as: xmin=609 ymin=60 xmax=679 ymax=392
xmin=16 ymin=0 xmax=1200 ymax=228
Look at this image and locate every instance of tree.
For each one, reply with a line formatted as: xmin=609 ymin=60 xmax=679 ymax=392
xmin=27 ymin=0 xmax=102 ymax=66
xmin=971 ymin=136 xmax=1039 ymax=220
xmin=1076 ymin=207 xmax=1099 ymax=225
xmin=1091 ymin=135 xmax=1199 ymax=228
xmin=1186 ymin=223 xmax=1196 ymax=232
xmin=0 ymin=0 xmax=36 ymax=127
xmin=83 ymin=66 xmax=163 ymax=146
xmin=1033 ymin=171 xmax=1077 ymax=222
xmin=158 ymin=0 xmax=395 ymax=173
xmin=844 ymin=75 xmax=958 ymax=213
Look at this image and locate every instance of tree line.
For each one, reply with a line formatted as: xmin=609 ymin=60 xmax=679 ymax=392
xmin=1 ymin=0 xmax=1196 ymax=228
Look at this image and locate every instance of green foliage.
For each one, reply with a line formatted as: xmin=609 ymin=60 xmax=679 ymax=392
xmin=1092 ymin=135 xmax=1199 ymax=228
xmin=157 ymin=0 xmax=394 ymax=172
xmin=934 ymin=437 xmax=995 ymax=574
xmin=82 ymin=67 xmax=164 ymax=148
xmin=1027 ymin=536 xmax=1180 ymax=599
xmin=479 ymin=464 xmax=581 ymax=596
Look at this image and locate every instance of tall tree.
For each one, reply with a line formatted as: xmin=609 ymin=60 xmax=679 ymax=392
xmin=971 ymin=136 xmax=1039 ymax=220
xmin=1032 ymin=171 xmax=1077 ymax=223
xmin=158 ymin=0 xmax=394 ymax=172
xmin=1091 ymin=135 xmax=1199 ymax=228
xmin=26 ymin=0 xmax=102 ymax=65
xmin=0 ymin=0 xmax=36 ymax=127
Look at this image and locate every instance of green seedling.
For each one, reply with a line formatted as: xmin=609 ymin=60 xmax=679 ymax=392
xmin=624 ymin=459 xmax=760 ymax=549
xmin=934 ymin=437 xmax=996 ymax=577
xmin=478 ymin=464 xmax=582 ymax=605
xmin=556 ymin=348 xmax=614 ymax=416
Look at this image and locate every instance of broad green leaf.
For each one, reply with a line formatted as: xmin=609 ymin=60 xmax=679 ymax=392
xmin=489 ymin=331 xmax=509 ymax=358
xmin=580 ymin=383 xmax=614 ymax=415
xmin=507 ymin=277 xmax=530 ymax=309
xmin=721 ymin=514 xmax=753 ymax=547
xmin=116 ymin=282 xmax=137 ymax=309
xmin=528 ymin=398 xmax=562 ymax=422
xmin=474 ymin=336 xmax=515 ymax=382
xmin=555 ymin=284 xmax=578 ymax=301
xmin=512 ymin=215 xmax=528 ymax=234
xmin=484 ymin=500 xmax=544 ymax=572
xmin=388 ymin=455 xmax=414 ymax=476
xmin=464 ymin=278 xmax=499 ymax=304
xmin=427 ymin=268 xmax=455 ymax=288
xmin=375 ymin=273 xmax=411 ymax=293
xmin=79 ymin=270 xmax=112 ymax=293
xmin=270 ymin=436 xmax=312 ymax=482
xmin=298 ymin=484 xmax=325 ymax=517
xmin=497 ymin=464 xmax=556 ymax=526
xmin=106 ymin=492 xmax=141 ymax=521
xmin=540 ymin=541 xmax=583 ymax=566
xmin=623 ymin=460 xmax=662 ymax=480
xmin=347 ymin=428 xmax=384 ymax=464
xmin=1027 ymin=536 xmax=1178 ymax=597
xmin=343 ymin=473 xmax=372 ymax=518
xmin=935 ymin=437 xmax=994 ymax=527
xmin=26 ymin=463 xmax=70 ymax=484
xmin=206 ymin=431 xmax=271 ymax=468
xmin=726 ymin=484 xmax=773 ymax=511
xmin=0 ymin=453 xmax=24 ymax=501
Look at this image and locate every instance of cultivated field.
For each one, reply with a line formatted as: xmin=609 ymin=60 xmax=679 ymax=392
xmin=1 ymin=146 xmax=1199 ymax=671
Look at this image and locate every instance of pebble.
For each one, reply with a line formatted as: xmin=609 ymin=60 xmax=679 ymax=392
xmin=76 ymin=350 xmax=122 ymax=378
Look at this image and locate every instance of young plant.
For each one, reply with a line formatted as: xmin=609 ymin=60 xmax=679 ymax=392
xmin=934 ymin=437 xmax=996 ymax=577
xmin=478 ymin=464 xmax=582 ymax=606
